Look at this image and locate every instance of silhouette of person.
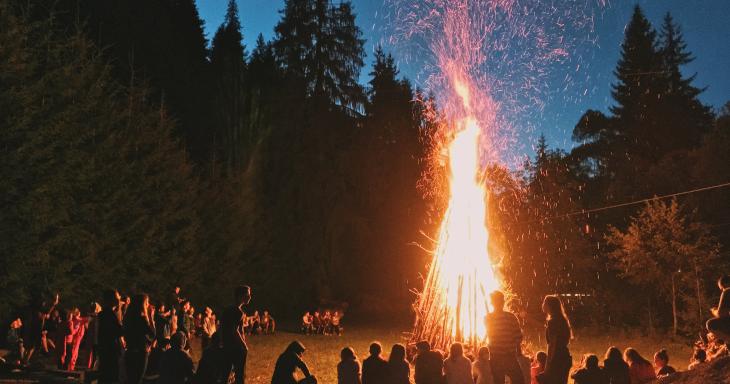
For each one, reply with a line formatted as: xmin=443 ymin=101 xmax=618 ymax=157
xmin=387 ymin=344 xmax=410 ymax=384
xmin=195 ymin=332 xmax=228 ymax=384
xmin=221 ymin=285 xmax=251 ymax=384
xmin=271 ymin=341 xmax=316 ymax=384
xmin=707 ymin=275 xmax=730 ymax=341
xmin=414 ymin=341 xmax=444 ymax=384
xmin=337 ymin=347 xmax=361 ymax=384
xmin=444 ymin=343 xmax=472 ymax=384
xmin=472 ymin=346 xmax=494 ymax=384
xmin=159 ymin=331 xmax=195 ymax=384
xmin=602 ymin=347 xmax=629 ymax=384
xmin=486 ymin=290 xmax=524 ymax=384
xmin=623 ymin=348 xmax=655 ymax=384
xmin=570 ymin=354 xmax=607 ymax=384
xmin=538 ymin=295 xmax=572 ymax=384
xmin=123 ymin=294 xmax=156 ymax=384
xmin=362 ymin=342 xmax=389 ymax=384
xmin=97 ymin=289 xmax=124 ymax=383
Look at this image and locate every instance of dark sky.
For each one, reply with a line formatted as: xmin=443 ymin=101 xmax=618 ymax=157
xmin=197 ymin=0 xmax=730 ymax=154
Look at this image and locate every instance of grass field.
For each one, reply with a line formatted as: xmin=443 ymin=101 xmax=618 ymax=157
xmin=224 ymin=325 xmax=693 ymax=384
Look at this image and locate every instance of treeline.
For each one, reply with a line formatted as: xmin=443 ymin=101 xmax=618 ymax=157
xmin=489 ymin=6 xmax=729 ymax=334
xmin=1 ymin=0 xmax=727 ymax=334
xmin=0 ymin=0 xmax=432 ymax=319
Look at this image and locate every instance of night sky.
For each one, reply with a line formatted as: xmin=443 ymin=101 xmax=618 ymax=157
xmin=197 ymin=0 xmax=730 ymax=154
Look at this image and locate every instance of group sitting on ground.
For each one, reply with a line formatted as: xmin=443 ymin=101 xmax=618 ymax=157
xmin=301 ymin=310 xmax=344 ymax=336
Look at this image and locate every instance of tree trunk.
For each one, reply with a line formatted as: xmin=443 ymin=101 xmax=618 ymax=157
xmin=672 ymin=272 xmax=678 ymax=337
xmin=694 ymin=261 xmax=703 ymax=329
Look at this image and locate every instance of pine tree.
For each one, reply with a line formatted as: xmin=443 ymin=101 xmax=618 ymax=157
xmin=0 ymin=8 xmax=202 ymax=315
xmin=656 ymin=12 xmax=714 ymax=151
xmin=274 ymin=0 xmax=365 ymax=109
xmin=211 ymin=0 xmax=248 ymax=174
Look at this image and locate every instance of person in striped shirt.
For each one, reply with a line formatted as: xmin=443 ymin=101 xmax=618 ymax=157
xmin=486 ymin=290 xmax=524 ymax=384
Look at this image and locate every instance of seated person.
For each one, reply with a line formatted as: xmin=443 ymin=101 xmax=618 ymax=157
xmin=570 ymin=354 xmax=606 ymax=384
xmin=159 ymin=332 xmax=194 ymax=384
xmin=653 ymin=349 xmax=676 ymax=378
xmin=301 ymin=312 xmax=313 ymax=334
xmin=271 ymin=341 xmax=316 ymax=384
xmin=707 ymin=275 xmax=730 ymax=341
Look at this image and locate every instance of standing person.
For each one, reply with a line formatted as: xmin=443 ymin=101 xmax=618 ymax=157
xmin=98 ymin=289 xmax=124 ymax=383
xmin=538 ymin=295 xmax=572 ymax=384
xmin=123 ymin=294 xmax=156 ymax=384
xmin=486 ymin=290 xmax=524 ymax=384
xmin=6 ymin=317 xmax=25 ymax=365
xmin=23 ymin=293 xmax=59 ymax=364
xmin=177 ymin=301 xmax=194 ymax=341
xmin=444 ymin=343 xmax=472 ymax=384
xmin=201 ymin=307 xmax=216 ymax=349
xmin=602 ymin=347 xmax=629 ymax=384
xmin=221 ymin=285 xmax=251 ymax=384
xmin=338 ymin=347 xmax=361 ymax=384
xmin=623 ymin=348 xmax=655 ymax=384
xmin=414 ymin=341 xmax=443 ymax=384
xmin=362 ymin=342 xmax=389 ymax=384
xmin=387 ymin=344 xmax=410 ymax=384
xmin=155 ymin=303 xmax=172 ymax=342
xmin=159 ymin=331 xmax=195 ymax=384
xmin=653 ymin=349 xmax=676 ymax=378
xmin=67 ymin=308 xmax=88 ymax=371
xmin=707 ymin=275 xmax=730 ymax=341
xmin=472 ymin=346 xmax=494 ymax=384
xmin=570 ymin=354 xmax=606 ymax=384
xmin=271 ymin=341 xmax=316 ymax=384
xmin=83 ymin=302 xmax=101 ymax=370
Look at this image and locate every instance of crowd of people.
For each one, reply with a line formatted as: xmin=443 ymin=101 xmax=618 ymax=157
xmin=3 ymin=285 xmax=277 ymax=384
xmin=2 ymin=274 xmax=728 ymax=384
xmin=301 ymin=310 xmax=344 ymax=336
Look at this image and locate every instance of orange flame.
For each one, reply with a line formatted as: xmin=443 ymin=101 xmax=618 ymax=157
xmin=413 ymin=78 xmax=501 ymax=349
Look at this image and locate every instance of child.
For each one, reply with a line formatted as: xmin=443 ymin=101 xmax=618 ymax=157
xmin=570 ymin=354 xmax=606 ymax=384
xmin=531 ymin=351 xmax=547 ymax=384
xmin=472 ymin=346 xmax=494 ymax=384
xmin=688 ymin=349 xmax=706 ymax=371
xmin=653 ymin=349 xmax=676 ymax=378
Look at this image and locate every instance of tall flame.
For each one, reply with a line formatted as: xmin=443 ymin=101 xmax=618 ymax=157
xmin=412 ymin=78 xmax=501 ymax=350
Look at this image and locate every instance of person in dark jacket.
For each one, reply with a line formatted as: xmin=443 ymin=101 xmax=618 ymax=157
xmin=570 ymin=354 xmax=607 ymax=384
xmin=123 ymin=294 xmax=156 ymax=384
xmin=362 ymin=342 xmax=389 ymax=384
xmin=414 ymin=341 xmax=443 ymax=384
xmin=538 ymin=295 xmax=572 ymax=384
xmin=98 ymin=289 xmax=124 ymax=384
xmin=653 ymin=349 xmax=676 ymax=378
xmin=337 ymin=347 xmax=361 ymax=384
xmin=195 ymin=332 xmax=227 ymax=384
xmin=159 ymin=332 xmax=194 ymax=384
xmin=271 ymin=341 xmax=316 ymax=384
xmin=387 ymin=344 xmax=410 ymax=384
xmin=602 ymin=347 xmax=630 ymax=384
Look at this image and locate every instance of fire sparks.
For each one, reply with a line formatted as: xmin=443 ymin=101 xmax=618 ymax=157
xmin=394 ymin=0 xmax=603 ymax=350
